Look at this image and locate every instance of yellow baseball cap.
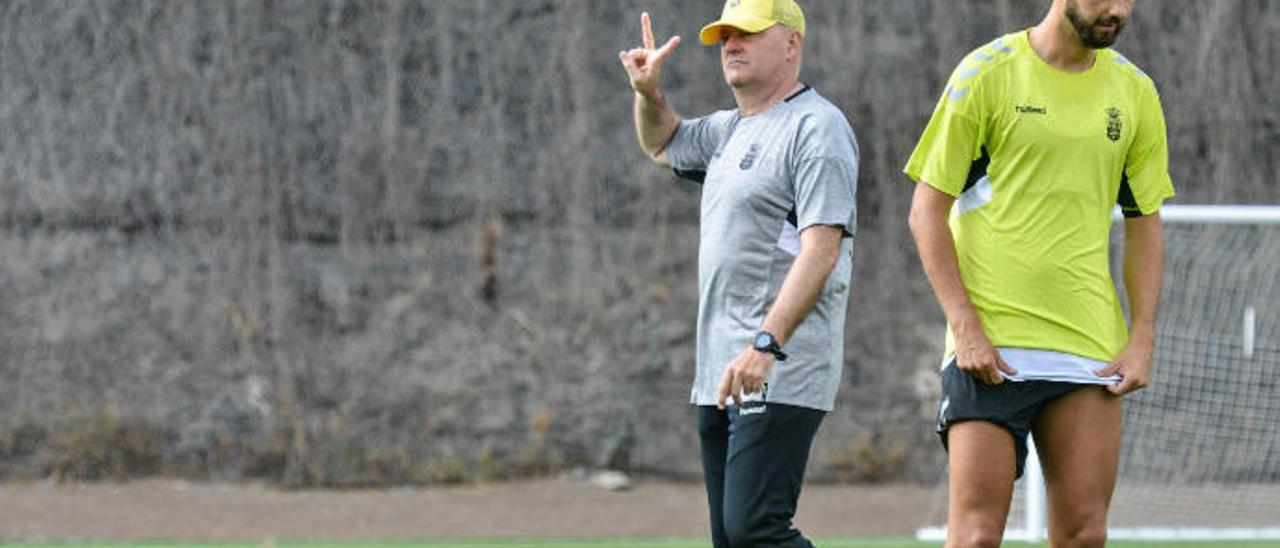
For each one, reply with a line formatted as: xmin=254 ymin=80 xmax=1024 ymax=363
xmin=699 ymin=0 xmax=806 ymax=45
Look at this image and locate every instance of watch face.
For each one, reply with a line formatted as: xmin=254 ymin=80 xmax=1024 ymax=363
xmin=754 ymin=332 xmax=772 ymax=349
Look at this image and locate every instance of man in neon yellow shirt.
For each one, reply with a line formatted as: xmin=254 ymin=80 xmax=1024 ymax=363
xmin=905 ymin=0 xmax=1173 ymax=546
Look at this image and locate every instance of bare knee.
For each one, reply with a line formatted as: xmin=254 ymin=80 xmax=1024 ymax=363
xmin=1053 ymin=526 xmax=1107 ymax=548
xmin=947 ymin=532 xmax=1003 ymax=548
xmin=1051 ymin=513 xmax=1108 ymax=548
xmin=947 ymin=521 xmax=1005 ymax=548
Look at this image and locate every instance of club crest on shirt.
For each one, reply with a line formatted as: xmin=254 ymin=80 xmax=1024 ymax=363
xmin=1106 ymin=107 xmax=1122 ymax=142
xmin=740 ymin=143 xmax=760 ymax=170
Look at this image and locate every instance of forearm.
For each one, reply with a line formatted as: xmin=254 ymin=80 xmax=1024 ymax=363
xmin=761 ymin=226 xmax=842 ymax=344
xmin=1123 ymin=213 xmax=1164 ymax=344
xmin=634 ymin=90 xmax=680 ymax=165
xmin=908 ymin=185 xmax=982 ymax=337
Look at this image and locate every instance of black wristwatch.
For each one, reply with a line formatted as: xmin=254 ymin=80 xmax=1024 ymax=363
xmin=752 ymin=330 xmax=787 ymax=361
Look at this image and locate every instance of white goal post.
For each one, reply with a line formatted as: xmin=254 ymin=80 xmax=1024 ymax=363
xmin=918 ymin=204 xmax=1280 ymax=543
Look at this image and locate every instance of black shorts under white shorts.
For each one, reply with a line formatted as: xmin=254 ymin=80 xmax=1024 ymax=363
xmin=935 ymin=359 xmax=1094 ymax=479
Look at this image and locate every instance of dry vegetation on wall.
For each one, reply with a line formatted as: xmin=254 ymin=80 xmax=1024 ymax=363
xmin=0 ymin=1 xmax=1274 ymax=486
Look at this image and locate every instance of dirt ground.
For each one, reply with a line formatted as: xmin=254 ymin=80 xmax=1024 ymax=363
xmin=0 ymin=476 xmax=937 ymax=542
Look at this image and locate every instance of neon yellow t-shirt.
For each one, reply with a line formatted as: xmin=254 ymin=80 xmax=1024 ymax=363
xmin=904 ymin=30 xmax=1175 ymax=362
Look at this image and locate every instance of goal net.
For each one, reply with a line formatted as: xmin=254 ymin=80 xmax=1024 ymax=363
xmin=918 ymin=205 xmax=1280 ymax=542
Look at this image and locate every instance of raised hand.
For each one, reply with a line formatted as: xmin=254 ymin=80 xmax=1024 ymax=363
xmin=619 ymin=12 xmax=681 ymax=98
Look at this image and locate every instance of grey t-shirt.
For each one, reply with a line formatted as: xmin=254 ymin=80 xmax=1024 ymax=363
xmin=665 ymin=87 xmax=859 ymax=411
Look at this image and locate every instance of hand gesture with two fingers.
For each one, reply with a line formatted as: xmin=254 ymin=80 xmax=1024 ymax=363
xmin=618 ymin=12 xmax=681 ymax=98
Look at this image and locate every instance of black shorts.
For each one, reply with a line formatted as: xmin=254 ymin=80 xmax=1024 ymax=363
xmin=936 ymin=360 xmax=1092 ymax=479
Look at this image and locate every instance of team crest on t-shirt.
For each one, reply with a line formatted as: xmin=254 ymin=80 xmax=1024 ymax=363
xmin=1106 ymin=107 xmax=1122 ymax=142
xmin=740 ymin=143 xmax=760 ymax=170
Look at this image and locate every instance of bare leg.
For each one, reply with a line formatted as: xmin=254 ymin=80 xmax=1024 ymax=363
xmin=1033 ymin=386 xmax=1122 ymax=548
xmin=946 ymin=421 xmax=1017 ymax=548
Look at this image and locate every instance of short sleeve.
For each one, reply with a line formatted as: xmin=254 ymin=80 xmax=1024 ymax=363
xmin=903 ymin=61 xmax=989 ymax=196
xmin=792 ymin=111 xmax=859 ymax=236
xmin=1117 ymin=79 xmax=1175 ymax=217
xmin=665 ymin=110 xmax=734 ymax=175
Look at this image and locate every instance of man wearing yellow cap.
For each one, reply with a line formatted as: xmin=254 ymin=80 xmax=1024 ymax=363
xmin=620 ymin=1 xmax=858 ymax=546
